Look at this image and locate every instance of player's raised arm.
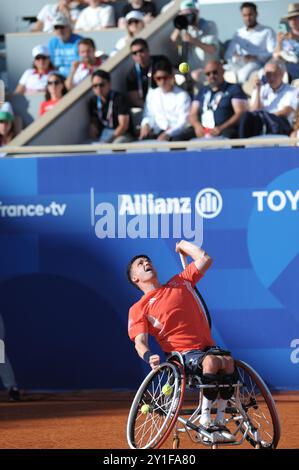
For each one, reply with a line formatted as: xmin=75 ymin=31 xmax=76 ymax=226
xmin=175 ymin=240 xmax=212 ymax=274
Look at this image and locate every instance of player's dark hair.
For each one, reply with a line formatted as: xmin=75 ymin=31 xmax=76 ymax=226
xmin=240 ymin=2 xmax=257 ymax=12
xmin=152 ymin=59 xmax=173 ymax=77
xmin=130 ymin=38 xmax=149 ymax=50
xmin=127 ymin=254 xmax=151 ymax=290
xmin=78 ymin=37 xmax=96 ymax=49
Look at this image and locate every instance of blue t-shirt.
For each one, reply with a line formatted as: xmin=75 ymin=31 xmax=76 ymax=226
xmin=195 ymin=81 xmax=247 ymax=126
xmin=48 ymin=33 xmax=82 ymax=78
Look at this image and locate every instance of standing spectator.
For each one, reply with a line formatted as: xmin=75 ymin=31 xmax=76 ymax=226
xmin=14 ymin=46 xmax=55 ymax=95
xmin=48 ymin=14 xmax=82 ymax=78
xmin=75 ymin=0 xmax=115 ymax=31
xmin=32 ymin=0 xmax=86 ymax=32
xmin=225 ymin=2 xmax=276 ymax=84
xmin=170 ymin=1 xmax=219 ymax=84
xmin=88 ymin=70 xmax=132 ymax=143
xmin=139 ymin=59 xmax=191 ymax=141
xmin=274 ymin=4 xmax=299 ymax=82
xmin=182 ymin=60 xmax=248 ymax=140
xmin=239 ymin=59 xmax=298 ymax=138
xmin=126 ymin=38 xmax=168 ymax=108
xmin=112 ymin=11 xmax=145 ymax=55
xmin=0 ymin=103 xmax=18 ymax=146
xmin=39 ymin=72 xmax=68 ymax=116
xmin=66 ymin=38 xmax=102 ymax=90
xmin=118 ymin=1 xmax=156 ymax=28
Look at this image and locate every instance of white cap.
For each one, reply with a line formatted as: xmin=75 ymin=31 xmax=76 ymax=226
xmin=125 ymin=11 xmax=145 ymax=22
xmin=32 ymin=45 xmax=49 ymax=58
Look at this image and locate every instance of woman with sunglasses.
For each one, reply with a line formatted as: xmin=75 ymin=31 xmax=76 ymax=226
xmin=112 ymin=11 xmax=145 ymax=56
xmin=14 ymin=45 xmax=55 ymax=95
xmin=39 ymin=72 xmax=68 ymax=116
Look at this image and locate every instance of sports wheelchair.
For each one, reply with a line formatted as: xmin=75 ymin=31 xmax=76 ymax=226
xmin=127 ymin=351 xmax=281 ymax=449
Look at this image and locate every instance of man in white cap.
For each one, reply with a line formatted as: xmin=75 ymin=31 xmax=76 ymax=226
xmin=75 ymin=0 xmax=115 ymax=31
xmin=48 ymin=13 xmax=82 ymax=77
xmin=14 ymin=45 xmax=54 ymax=95
xmin=170 ymin=0 xmax=219 ymax=85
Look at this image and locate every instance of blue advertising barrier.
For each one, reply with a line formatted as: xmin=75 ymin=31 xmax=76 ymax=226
xmin=0 ymin=147 xmax=298 ymax=391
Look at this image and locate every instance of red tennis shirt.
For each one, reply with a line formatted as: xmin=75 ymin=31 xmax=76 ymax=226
xmin=128 ymin=262 xmax=215 ymax=353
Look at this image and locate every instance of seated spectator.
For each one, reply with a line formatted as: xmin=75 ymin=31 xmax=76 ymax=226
xmin=112 ymin=11 xmax=145 ymax=55
xmin=139 ymin=59 xmax=191 ymax=141
xmin=170 ymin=1 xmax=219 ymax=85
xmin=39 ymin=72 xmax=68 ymax=116
xmin=75 ymin=0 xmax=115 ymax=31
xmin=290 ymin=104 xmax=299 ymax=140
xmin=118 ymin=1 xmax=156 ymax=28
xmin=66 ymin=38 xmax=102 ymax=89
xmin=274 ymin=4 xmax=299 ymax=82
xmin=88 ymin=69 xmax=133 ymax=143
xmin=32 ymin=0 xmax=86 ymax=32
xmin=0 ymin=103 xmax=18 ymax=146
xmin=126 ymin=38 xmax=168 ymax=108
xmin=14 ymin=45 xmax=55 ymax=95
xmin=239 ymin=59 xmax=298 ymax=138
xmin=181 ymin=60 xmax=248 ymax=140
xmin=48 ymin=14 xmax=82 ymax=78
xmin=225 ymin=2 xmax=276 ymax=84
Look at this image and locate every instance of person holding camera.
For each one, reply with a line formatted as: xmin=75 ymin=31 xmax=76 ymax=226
xmin=273 ymin=4 xmax=299 ymax=82
xmin=170 ymin=0 xmax=219 ymax=85
xmin=238 ymin=59 xmax=298 ymax=138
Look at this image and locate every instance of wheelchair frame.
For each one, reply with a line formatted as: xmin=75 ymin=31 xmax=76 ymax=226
xmin=127 ymin=351 xmax=281 ymax=449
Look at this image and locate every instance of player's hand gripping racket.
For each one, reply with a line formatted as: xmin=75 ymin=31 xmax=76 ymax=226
xmin=179 ymin=252 xmax=212 ymax=329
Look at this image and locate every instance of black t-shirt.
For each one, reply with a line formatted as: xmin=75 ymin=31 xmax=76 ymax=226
xmin=122 ymin=1 xmax=157 ymax=18
xmin=88 ymin=91 xmax=129 ymax=134
xmin=126 ymin=55 xmax=168 ymax=100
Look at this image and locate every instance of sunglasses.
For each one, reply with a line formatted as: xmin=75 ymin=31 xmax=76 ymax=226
xmin=205 ymin=70 xmax=218 ymax=76
xmin=35 ymin=55 xmax=48 ymax=60
xmin=54 ymin=25 xmax=66 ymax=30
xmin=154 ymin=74 xmax=171 ymax=81
xmin=48 ymin=80 xmax=62 ymax=86
xmin=93 ymin=82 xmax=106 ymax=89
xmin=128 ymin=19 xmax=141 ymax=25
xmin=131 ymin=48 xmax=146 ymax=55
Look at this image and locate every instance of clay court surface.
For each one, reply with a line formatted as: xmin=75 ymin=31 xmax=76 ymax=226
xmin=0 ymin=391 xmax=298 ymax=449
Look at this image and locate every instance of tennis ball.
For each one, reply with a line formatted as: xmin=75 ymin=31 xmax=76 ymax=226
xmin=140 ymin=404 xmax=150 ymax=415
xmin=162 ymin=383 xmax=173 ymax=397
xmin=179 ymin=62 xmax=189 ymax=74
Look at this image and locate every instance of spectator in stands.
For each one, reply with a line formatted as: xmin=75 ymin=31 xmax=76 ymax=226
xmin=75 ymin=0 xmax=115 ymax=31
xmin=118 ymin=1 xmax=156 ymax=28
xmin=139 ymin=59 xmax=191 ymax=141
xmin=0 ymin=103 xmax=18 ymax=146
xmin=274 ymin=4 xmax=299 ymax=82
xmin=48 ymin=14 xmax=82 ymax=78
xmin=239 ymin=59 xmax=298 ymax=138
xmin=224 ymin=2 xmax=276 ymax=84
xmin=66 ymin=38 xmax=102 ymax=89
xmin=290 ymin=104 xmax=299 ymax=140
xmin=112 ymin=11 xmax=145 ymax=55
xmin=126 ymin=38 xmax=168 ymax=108
xmin=88 ymin=69 xmax=133 ymax=143
xmin=14 ymin=46 xmax=55 ymax=95
xmin=170 ymin=1 xmax=219 ymax=85
xmin=180 ymin=60 xmax=248 ymax=140
xmin=39 ymin=72 xmax=67 ymax=116
xmin=33 ymin=0 xmax=86 ymax=32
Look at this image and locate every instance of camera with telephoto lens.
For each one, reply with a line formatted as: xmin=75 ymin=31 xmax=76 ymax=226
xmin=174 ymin=12 xmax=197 ymax=30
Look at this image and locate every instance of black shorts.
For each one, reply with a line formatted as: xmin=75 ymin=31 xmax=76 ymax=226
xmin=182 ymin=347 xmax=232 ymax=376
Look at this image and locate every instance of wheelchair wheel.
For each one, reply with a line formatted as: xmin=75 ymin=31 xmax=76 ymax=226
xmin=234 ymin=360 xmax=281 ymax=448
xmin=127 ymin=361 xmax=186 ymax=449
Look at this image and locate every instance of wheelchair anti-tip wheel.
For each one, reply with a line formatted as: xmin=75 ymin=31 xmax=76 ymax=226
xmin=233 ymin=360 xmax=281 ymax=448
xmin=127 ymin=361 xmax=186 ymax=449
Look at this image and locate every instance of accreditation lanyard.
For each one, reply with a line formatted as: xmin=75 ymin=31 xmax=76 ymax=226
xmin=135 ymin=63 xmax=152 ymax=99
xmin=96 ymin=91 xmax=114 ymax=128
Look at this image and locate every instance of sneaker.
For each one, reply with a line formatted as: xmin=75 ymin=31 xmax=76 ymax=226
xmin=8 ymin=387 xmax=21 ymax=402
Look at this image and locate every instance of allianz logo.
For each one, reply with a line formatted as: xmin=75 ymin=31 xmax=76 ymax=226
xmin=0 ymin=201 xmax=67 ymax=218
xmin=118 ymin=188 xmax=222 ymax=219
xmin=252 ymin=190 xmax=299 ymax=212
